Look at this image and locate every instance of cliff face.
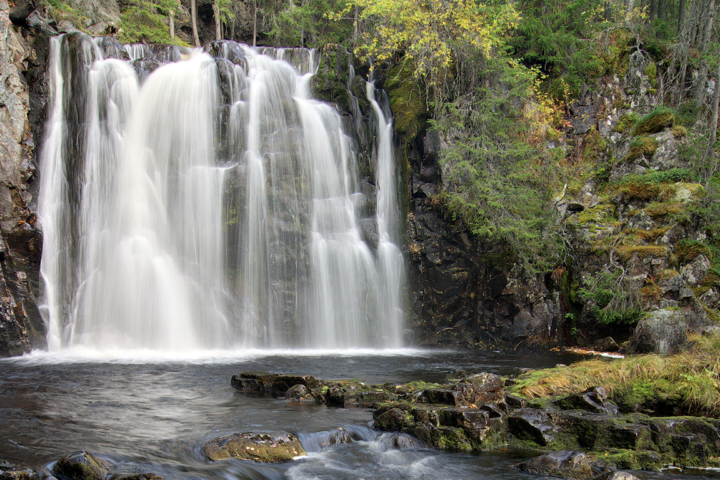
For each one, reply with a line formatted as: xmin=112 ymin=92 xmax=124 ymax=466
xmin=399 ymin=51 xmax=718 ymax=351
xmin=0 ymin=0 xmax=46 ymax=356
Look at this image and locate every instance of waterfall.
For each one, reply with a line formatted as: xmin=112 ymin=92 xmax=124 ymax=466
xmin=37 ymin=34 xmax=405 ymax=351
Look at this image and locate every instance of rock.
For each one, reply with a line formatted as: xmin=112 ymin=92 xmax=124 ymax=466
xmin=515 ymin=451 xmax=594 ymax=479
xmin=0 ymin=461 xmax=35 ymax=480
xmin=556 ymin=387 xmax=619 ymax=416
xmin=284 ymin=384 xmax=312 ymax=401
xmin=625 ymin=308 xmax=709 ymax=355
xmin=203 ymin=432 xmax=306 ymax=463
xmin=508 ymin=408 xmax=560 ymax=446
xmin=231 ymin=372 xmax=320 ymax=396
xmin=594 ymin=337 xmax=620 ymax=352
xmin=52 ymin=451 xmax=110 ymax=480
xmin=114 ymin=475 xmax=162 ymax=480
xmin=680 ymin=254 xmax=710 ymax=287
xmin=325 ymin=382 xmax=396 ymax=407
xmin=595 ymin=471 xmax=643 ymax=480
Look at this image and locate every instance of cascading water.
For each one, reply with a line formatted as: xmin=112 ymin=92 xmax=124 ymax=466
xmin=37 ymin=34 xmax=405 ymax=351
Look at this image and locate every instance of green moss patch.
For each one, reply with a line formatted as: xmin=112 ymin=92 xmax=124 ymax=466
xmin=626 ymin=135 xmax=659 ymax=161
xmin=632 ymin=107 xmax=675 ymax=136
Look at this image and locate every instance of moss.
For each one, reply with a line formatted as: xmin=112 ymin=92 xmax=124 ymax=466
xmin=644 ymin=63 xmax=657 ymax=88
xmin=581 ymin=128 xmax=608 ymax=163
xmin=632 ymin=107 xmax=675 ymax=136
xmin=640 ymin=284 xmax=663 ymax=302
xmin=626 ymin=135 xmax=659 ymax=161
xmin=672 ymin=125 xmax=688 ymax=138
xmin=616 ymin=245 xmax=668 ymax=262
xmin=626 ymin=227 xmax=670 ymax=242
xmin=385 ymin=59 xmax=427 ymax=139
xmin=674 ymin=240 xmax=712 ymax=264
xmin=645 ymin=201 xmax=685 ymax=219
xmin=659 ymin=269 xmax=680 ymax=280
xmin=614 ymin=112 xmax=639 ymax=133
xmin=595 ymin=450 xmax=663 ymax=470
xmin=310 ymin=46 xmax=356 ymax=115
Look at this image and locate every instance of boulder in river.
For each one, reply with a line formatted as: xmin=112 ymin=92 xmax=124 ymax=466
xmin=203 ymin=432 xmax=306 ymax=463
xmin=515 ymin=451 xmax=594 ymax=479
xmin=0 ymin=460 xmax=35 ymax=480
xmin=52 ymin=451 xmax=110 ymax=480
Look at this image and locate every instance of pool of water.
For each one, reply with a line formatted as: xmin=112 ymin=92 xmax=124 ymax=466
xmin=0 ymin=349 xmax=716 ymax=479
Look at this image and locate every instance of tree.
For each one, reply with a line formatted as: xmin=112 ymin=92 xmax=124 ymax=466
xmin=191 ymin=0 xmax=200 ymax=46
xmin=346 ymin=0 xmax=518 ymax=105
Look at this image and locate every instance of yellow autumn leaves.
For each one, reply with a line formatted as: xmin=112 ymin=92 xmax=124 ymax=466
xmin=333 ymin=0 xmax=519 ymax=88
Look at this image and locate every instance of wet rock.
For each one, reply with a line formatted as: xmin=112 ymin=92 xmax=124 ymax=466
xmin=625 ymin=308 xmax=709 ymax=355
xmin=0 ymin=461 xmax=35 ymax=480
xmin=203 ymin=432 xmax=306 ymax=463
xmin=508 ymin=408 xmax=560 ymax=446
xmin=231 ymin=372 xmax=320 ymax=396
xmin=505 ymin=394 xmax=528 ymax=409
xmin=325 ymin=382 xmax=397 ymax=407
xmin=52 ymin=451 xmax=110 ymax=480
xmin=601 ymin=472 xmax=643 ymax=480
xmin=556 ymin=387 xmax=619 ymax=416
xmin=373 ymin=402 xmax=508 ymax=451
xmin=114 ymin=475 xmax=162 ymax=480
xmin=389 ymin=433 xmax=420 ymax=449
xmin=285 ymin=384 xmax=312 ymax=401
xmin=327 ymin=428 xmax=353 ymax=445
xmin=515 ymin=451 xmax=594 ymax=479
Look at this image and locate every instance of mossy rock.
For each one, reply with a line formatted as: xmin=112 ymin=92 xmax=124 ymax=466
xmin=644 ymin=62 xmax=658 ymax=88
xmin=384 ymin=59 xmax=427 ymax=139
xmin=594 ymin=449 xmax=662 ymax=470
xmin=614 ymin=112 xmax=639 ymax=133
xmin=203 ymin=432 xmax=306 ymax=463
xmin=53 ymin=451 xmax=110 ymax=480
xmin=672 ymin=125 xmax=687 ymax=138
xmin=581 ymin=128 xmax=608 ymax=163
xmin=310 ymin=46 xmax=353 ymax=115
xmin=632 ymin=107 xmax=675 ymax=136
xmin=674 ymin=240 xmax=712 ymax=264
xmin=626 ymin=136 xmax=659 ymax=161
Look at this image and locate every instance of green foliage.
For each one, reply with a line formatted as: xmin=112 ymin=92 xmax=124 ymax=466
xmin=632 ymin=107 xmax=675 ymax=136
xmin=269 ymin=0 xmax=353 ymax=47
xmin=43 ymin=0 xmax=89 ymax=28
xmin=119 ymin=0 xmax=187 ymax=45
xmin=578 ymin=270 xmax=642 ymax=325
xmin=509 ymin=0 xmax=625 ymax=98
xmin=434 ymin=55 xmax=562 ymax=271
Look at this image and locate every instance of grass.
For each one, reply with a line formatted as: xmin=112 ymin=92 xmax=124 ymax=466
xmin=510 ymin=333 xmax=720 ymax=416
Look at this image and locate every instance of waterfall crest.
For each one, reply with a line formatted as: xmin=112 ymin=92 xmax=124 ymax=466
xmin=38 ymin=34 xmax=405 ymax=351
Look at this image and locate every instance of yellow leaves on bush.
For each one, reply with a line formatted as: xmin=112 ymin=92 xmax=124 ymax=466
xmin=341 ymin=0 xmax=519 ymax=88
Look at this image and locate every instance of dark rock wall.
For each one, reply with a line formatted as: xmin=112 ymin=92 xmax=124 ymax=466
xmin=0 ymin=0 xmax=47 ymax=356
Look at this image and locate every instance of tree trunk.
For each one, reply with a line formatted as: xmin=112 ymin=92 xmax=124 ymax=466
xmin=677 ymin=0 xmax=685 ymax=34
xmin=695 ymin=0 xmax=715 ymax=108
xmin=191 ymin=0 xmax=201 ymax=47
xmin=253 ymin=0 xmax=257 ymax=46
xmin=710 ymin=62 xmax=720 ymax=151
xmin=353 ymin=3 xmax=358 ymax=44
xmin=213 ymin=2 xmax=221 ymax=40
xmin=169 ymin=10 xmax=175 ymax=38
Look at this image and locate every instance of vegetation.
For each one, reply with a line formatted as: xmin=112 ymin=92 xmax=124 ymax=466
xmin=510 ymin=332 xmax=720 ymax=416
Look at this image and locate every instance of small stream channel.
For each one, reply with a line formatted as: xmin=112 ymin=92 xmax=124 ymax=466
xmin=0 ymin=350 xmax=717 ymax=479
